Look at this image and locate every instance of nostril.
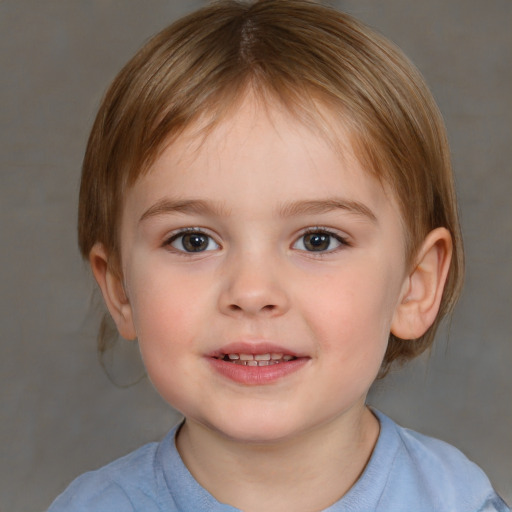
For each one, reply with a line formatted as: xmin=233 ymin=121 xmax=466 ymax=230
xmin=227 ymin=303 xmax=276 ymax=313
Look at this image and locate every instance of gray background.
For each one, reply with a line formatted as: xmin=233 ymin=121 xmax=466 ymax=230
xmin=0 ymin=1 xmax=510 ymax=510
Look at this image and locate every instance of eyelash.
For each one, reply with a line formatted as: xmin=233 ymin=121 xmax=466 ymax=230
xmin=294 ymin=227 xmax=350 ymax=255
xmin=163 ymin=228 xmax=220 ymax=255
xmin=163 ymin=227 xmax=350 ymax=255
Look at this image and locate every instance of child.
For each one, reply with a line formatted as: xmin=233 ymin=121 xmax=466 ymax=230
xmin=48 ymin=1 xmax=509 ymax=511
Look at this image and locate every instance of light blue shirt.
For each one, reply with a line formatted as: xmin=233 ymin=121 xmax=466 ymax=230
xmin=48 ymin=410 xmax=509 ymax=512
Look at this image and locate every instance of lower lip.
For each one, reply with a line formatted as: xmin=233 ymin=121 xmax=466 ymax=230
xmin=208 ymin=357 xmax=309 ymax=385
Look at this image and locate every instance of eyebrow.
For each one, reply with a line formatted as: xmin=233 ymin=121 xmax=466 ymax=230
xmin=279 ymin=198 xmax=377 ymax=223
xmin=139 ymin=198 xmax=231 ymax=223
xmin=139 ymin=197 xmax=377 ymax=223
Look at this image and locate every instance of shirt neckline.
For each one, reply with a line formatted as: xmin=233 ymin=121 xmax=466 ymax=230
xmin=157 ymin=409 xmax=399 ymax=512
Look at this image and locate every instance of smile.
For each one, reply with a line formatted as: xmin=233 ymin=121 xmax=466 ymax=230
xmin=215 ymin=353 xmax=296 ymax=366
xmin=209 ymin=346 xmax=308 ymax=385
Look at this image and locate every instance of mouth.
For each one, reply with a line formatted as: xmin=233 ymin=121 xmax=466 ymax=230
xmin=214 ymin=353 xmax=297 ymax=366
xmin=208 ymin=343 xmax=308 ymax=385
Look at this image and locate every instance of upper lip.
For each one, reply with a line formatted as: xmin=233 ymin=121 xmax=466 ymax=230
xmin=208 ymin=341 xmax=306 ymax=358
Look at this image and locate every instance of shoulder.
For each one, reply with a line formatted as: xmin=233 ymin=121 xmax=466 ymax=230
xmin=47 ymin=435 xmax=172 ymax=512
xmin=374 ymin=410 xmax=509 ymax=512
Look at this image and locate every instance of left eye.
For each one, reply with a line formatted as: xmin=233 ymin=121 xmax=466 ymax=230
xmin=293 ymin=231 xmax=344 ymax=252
xmin=168 ymin=231 xmax=219 ymax=253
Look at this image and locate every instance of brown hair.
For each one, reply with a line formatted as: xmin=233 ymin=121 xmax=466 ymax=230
xmin=78 ymin=0 xmax=464 ymax=374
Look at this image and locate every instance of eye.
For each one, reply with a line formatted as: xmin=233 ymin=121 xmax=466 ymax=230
xmin=167 ymin=230 xmax=219 ymax=253
xmin=293 ymin=230 xmax=346 ymax=253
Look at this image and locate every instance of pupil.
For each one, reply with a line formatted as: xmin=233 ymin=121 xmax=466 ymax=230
xmin=305 ymin=233 xmax=329 ymax=251
xmin=183 ymin=233 xmax=208 ymax=252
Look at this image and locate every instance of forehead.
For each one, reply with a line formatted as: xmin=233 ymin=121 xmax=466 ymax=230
xmin=122 ymin=93 xmax=401 ymax=228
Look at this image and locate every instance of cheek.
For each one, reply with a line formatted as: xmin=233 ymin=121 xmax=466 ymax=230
xmin=126 ymin=262 xmax=210 ymax=360
xmin=300 ymin=260 xmax=401 ymax=355
xmin=127 ymin=267 xmax=210 ymax=410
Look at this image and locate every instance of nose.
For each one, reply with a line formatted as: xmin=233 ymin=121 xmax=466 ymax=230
xmin=217 ymin=254 xmax=290 ymax=318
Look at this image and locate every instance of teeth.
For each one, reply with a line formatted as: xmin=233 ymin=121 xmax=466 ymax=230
xmin=254 ymin=354 xmax=271 ymax=361
xmin=219 ymin=352 xmax=297 ymax=366
xmin=232 ymin=360 xmax=282 ymax=366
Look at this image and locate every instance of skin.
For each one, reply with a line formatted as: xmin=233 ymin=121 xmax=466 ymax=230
xmin=91 ymin=93 xmax=452 ymax=512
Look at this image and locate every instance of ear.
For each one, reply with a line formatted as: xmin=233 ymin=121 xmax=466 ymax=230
xmin=391 ymin=227 xmax=453 ymax=340
xmin=89 ymin=243 xmax=137 ymax=340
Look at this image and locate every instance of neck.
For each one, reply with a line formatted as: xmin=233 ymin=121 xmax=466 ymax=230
xmin=176 ymin=405 xmax=379 ymax=512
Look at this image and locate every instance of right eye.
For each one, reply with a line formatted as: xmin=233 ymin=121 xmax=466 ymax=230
xmin=166 ymin=230 xmax=219 ymax=253
xmin=292 ymin=229 xmax=347 ymax=254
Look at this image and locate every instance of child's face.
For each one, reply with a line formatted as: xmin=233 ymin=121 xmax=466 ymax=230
xmin=115 ymin=95 xmax=409 ymax=443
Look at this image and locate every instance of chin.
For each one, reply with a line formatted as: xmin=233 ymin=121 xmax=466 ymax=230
xmin=203 ymin=411 xmax=313 ymax=445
